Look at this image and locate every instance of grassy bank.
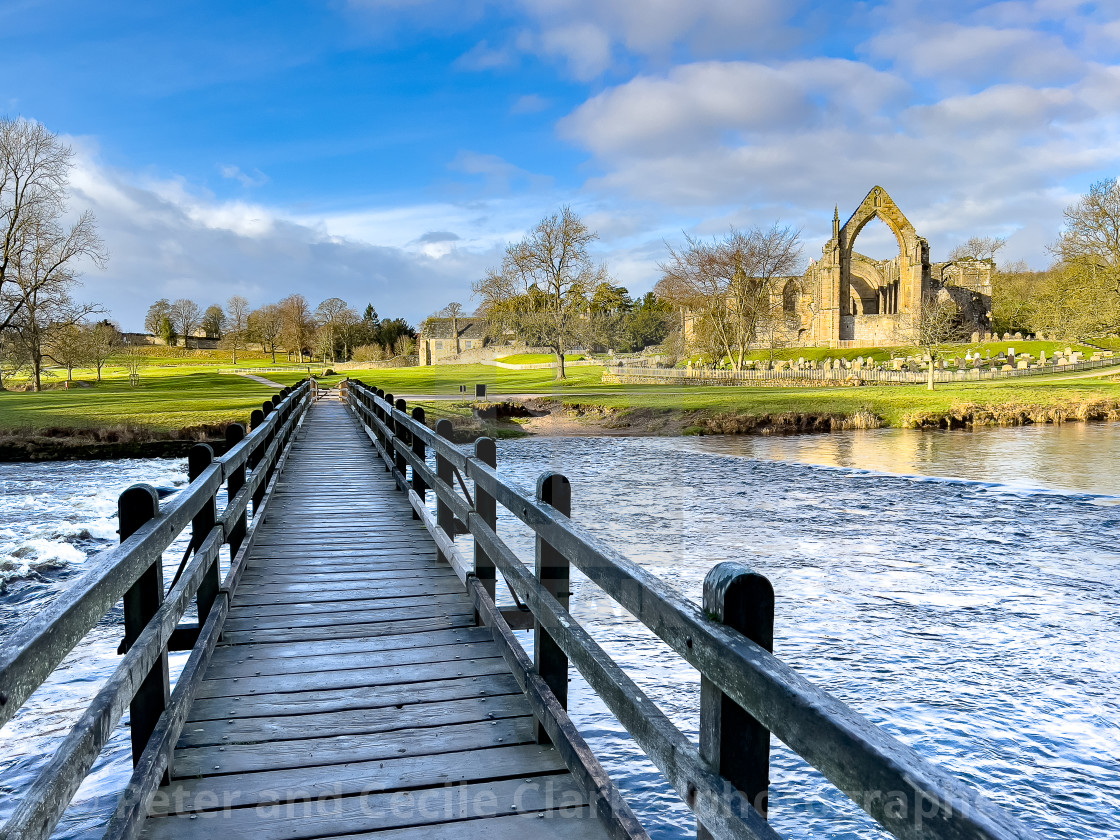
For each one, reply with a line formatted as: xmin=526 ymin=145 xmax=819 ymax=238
xmin=328 ymin=363 xmax=1120 ymax=439
xmin=549 ymin=378 xmax=1120 ymax=432
xmin=0 ymin=368 xmax=282 ymax=459
xmin=3 ymin=355 xmax=1120 ymax=460
xmin=0 ymin=371 xmax=277 ymax=431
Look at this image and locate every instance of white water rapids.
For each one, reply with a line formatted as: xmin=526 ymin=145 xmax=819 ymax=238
xmin=1 ymin=424 xmax=1117 ymax=838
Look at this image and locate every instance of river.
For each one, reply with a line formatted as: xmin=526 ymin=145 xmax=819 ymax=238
xmin=1 ymin=423 xmax=1118 ymax=838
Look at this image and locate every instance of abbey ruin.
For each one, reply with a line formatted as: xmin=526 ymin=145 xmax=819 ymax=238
xmin=777 ymin=185 xmax=993 ymax=347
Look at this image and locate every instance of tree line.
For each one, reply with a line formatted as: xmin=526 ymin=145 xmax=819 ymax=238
xmin=471 ymin=207 xmax=672 ymax=378
xmin=144 ymin=295 xmax=415 ymax=364
xmin=0 ymin=118 xmax=108 ymax=390
xmin=990 ymin=179 xmax=1120 ymax=340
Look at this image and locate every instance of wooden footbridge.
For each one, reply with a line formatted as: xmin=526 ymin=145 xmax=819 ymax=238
xmin=1 ymin=379 xmax=1039 ymax=840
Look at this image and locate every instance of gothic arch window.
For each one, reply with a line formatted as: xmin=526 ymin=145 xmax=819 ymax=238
xmin=782 ymin=279 xmax=800 ymax=315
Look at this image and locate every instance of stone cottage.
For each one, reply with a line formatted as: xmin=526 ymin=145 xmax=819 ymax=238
xmin=417 ymin=317 xmax=490 ymax=365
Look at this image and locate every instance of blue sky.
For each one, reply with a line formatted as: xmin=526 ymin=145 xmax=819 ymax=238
xmin=3 ymin=0 xmax=1119 ymax=329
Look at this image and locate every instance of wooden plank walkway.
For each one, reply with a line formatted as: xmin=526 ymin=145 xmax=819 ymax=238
xmin=141 ymin=399 xmax=612 ymax=840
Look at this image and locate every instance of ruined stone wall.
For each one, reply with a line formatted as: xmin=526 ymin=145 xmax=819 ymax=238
xmin=840 ymin=314 xmax=910 ymax=344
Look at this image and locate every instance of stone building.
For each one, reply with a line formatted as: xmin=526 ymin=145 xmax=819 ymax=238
xmin=684 ymin=186 xmax=993 ymax=351
xmin=417 ymin=317 xmax=490 ymax=365
xmin=781 ymin=185 xmax=992 ymax=347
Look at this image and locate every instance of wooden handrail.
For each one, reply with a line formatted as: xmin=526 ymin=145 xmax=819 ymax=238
xmin=0 ymin=380 xmax=311 ymax=840
xmin=343 ymin=379 xmax=1040 ymax=840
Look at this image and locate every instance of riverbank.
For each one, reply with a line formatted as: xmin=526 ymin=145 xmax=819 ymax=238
xmin=0 ymin=425 xmax=235 ymax=461
xmin=425 ymin=380 xmax=1120 ymax=441
xmin=4 ymin=362 xmax=1120 ymax=459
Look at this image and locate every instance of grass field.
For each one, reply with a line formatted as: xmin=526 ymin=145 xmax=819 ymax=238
xmin=494 ymin=353 xmax=584 ymax=364
xmin=3 ymin=351 xmax=1120 ymax=437
xmin=555 ymin=379 xmax=1120 ymax=427
xmin=0 ymin=369 xmax=278 ymax=432
xmin=268 ymin=364 xmax=606 ymax=392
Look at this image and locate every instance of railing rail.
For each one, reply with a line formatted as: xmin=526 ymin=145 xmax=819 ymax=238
xmin=342 ymin=378 xmax=1040 ymax=840
xmin=0 ymin=380 xmax=312 ymax=840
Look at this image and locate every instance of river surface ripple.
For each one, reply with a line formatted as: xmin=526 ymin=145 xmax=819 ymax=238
xmin=1 ymin=424 xmax=1118 ymax=839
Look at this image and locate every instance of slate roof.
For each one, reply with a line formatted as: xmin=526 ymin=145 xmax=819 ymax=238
xmin=421 ymin=317 xmax=488 ymax=340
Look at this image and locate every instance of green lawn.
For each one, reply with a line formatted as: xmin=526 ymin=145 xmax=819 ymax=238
xmin=3 ymin=352 xmax=1119 ymax=437
xmin=495 ymin=353 xmax=584 ymax=364
xmin=293 ymin=364 xmax=605 ymax=393
xmin=0 ymin=370 xmax=280 ymax=432
xmin=553 ymin=379 xmax=1120 ymax=427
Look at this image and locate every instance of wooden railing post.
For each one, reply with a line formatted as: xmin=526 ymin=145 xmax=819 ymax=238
xmin=225 ymin=423 xmax=248 ymax=557
xmin=260 ymin=400 xmax=279 ymax=488
xmin=473 ymin=438 xmax=497 ymax=613
xmin=410 ymin=406 xmax=426 ymax=520
xmin=383 ymin=393 xmax=395 ymax=472
xmin=249 ymin=408 xmax=267 ymax=514
xmin=118 ymin=484 xmax=169 ymax=769
xmin=698 ymin=562 xmax=775 ymax=837
xmin=434 ymin=419 xmax=454 ymax=563
xmin=534 ymin=471 xmax=570 ymax=743
xmin=394 ymin=398 xmax=408 ymax=485
xmin=188 ymin=444 xmax=219 ymax=626
xmin=374 ymin=389 xmax=386 ymax=454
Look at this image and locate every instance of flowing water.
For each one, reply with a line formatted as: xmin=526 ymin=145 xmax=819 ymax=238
xmin=1 ymin=424 xmax=1118 ymax=838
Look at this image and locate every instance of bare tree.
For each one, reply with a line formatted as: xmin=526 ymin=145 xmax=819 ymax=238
xmin=657 ymin=225 xmax=802 ymax=370
xmin=315 ymin=297 xmax=350 ymax=362
xmin=440 ymin=302 xmax=465 ymax=354
xmin=86 ymin=320 xmax=122 ymax=381
xmin=1051 ymin=178 xmax=1120 ymax=296
xmin=0 ymin=330 xmax=29 ymax=389
xmin=224 ymin=295 xmax=250 ymax=364
xmin=119 ymin=344 xmax=147 ymax=385
xmin=337 ymin=304 xmax=360 ymax=360
xmin=1 ymin=118 xmax=75 ymax=331
xmin=145 ymin=298 xmax=172 ymax=335
xmin=472 ymin=207 xmax=606 ymax=380
xmin=46 ymin=323 xmax=88 ymax=381
xmin=393 ymin=334 xmax=415 ymax=357
xmin=201 ymin=304 xmax=226 ymax=339
xmin=948 ymin=236 xmax=1006 ymax=262
xmin=278 ymin=293 xmax=315 ymax=362
xmin=3 ymin=210 xmax=103 ymax=389
xmin=910 ymin=291 xmax=968 ymax=390
xmin=248 ymin=303 xmax=284 ymax=362
xmin=169 ymin=298 xmax=202 ymax=345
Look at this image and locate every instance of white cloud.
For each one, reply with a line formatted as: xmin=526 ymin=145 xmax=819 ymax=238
xmin=454 ymin=39 xmax=515 ymax=70
xmin=537 ymin=22 xmax=613 ymax=80
xmin=219 ymin=164 xmax=269 ymax=188
xmin=864 ymin=22 xmax=1085 ymax=86
xmin=556 ymin=52 xmax=1120 ymax=270
xmin=447 ymin=150 xmax=553 ymax=192
xmin=560 ymin=59 xmax=907 ymax=158
xmin=511 ymin=93 xmax=550 ymax=114
xmin=62 ymin=144 xmax=523 ymax=330
xmin=519 ymin=0 xmax=797 ymax=69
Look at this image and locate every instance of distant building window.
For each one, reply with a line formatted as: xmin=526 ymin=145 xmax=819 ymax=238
xmin=435 ymin=340 xmax=443 ymax=350
xmin=464 ymin=340 xmax=473 ymax=349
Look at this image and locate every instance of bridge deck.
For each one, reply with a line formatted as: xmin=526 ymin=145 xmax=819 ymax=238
xmin=141 ymin=400 xmax=610 ymax=840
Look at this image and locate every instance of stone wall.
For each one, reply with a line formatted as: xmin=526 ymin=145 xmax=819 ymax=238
xmin=842 ymin=313 xmax=909 ymax=344
xmin=431 ymin=344 xmax=552 ymax=365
